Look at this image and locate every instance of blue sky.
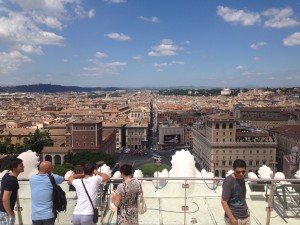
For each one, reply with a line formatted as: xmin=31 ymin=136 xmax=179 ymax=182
xmin=0 ymin=0 xmax=300 ymax=88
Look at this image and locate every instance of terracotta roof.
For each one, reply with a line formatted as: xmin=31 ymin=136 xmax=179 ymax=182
xmin=42 ymin=146 xmax=72 ymax=153
xmin=270 ymin=125 xmax=300 ymax=140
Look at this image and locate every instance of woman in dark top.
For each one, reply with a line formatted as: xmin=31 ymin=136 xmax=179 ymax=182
xmin=114 ymin=164 xmax=141 ymax=225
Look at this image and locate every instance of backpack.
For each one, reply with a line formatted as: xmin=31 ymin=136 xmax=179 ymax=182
xmin=49 ymin=175 xmax=67 ymax=217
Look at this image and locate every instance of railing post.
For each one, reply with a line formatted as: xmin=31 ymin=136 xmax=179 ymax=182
xmin=16 ymin=194 xmax=23 ymax=225
xmin=266 ymin=181 xmax=275 ymax=225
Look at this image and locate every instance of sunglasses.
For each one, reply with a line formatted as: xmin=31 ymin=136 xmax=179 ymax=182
xmin=235 ymin=170 xmax=246 ymax=174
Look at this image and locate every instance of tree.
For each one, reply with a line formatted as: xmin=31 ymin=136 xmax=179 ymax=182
xmin=53 ymin=163 xmax=74 ymax=176
xmin=23 ymin=129 xmax=53 ymax=153
xmin=71 ymin=151 xmax=115 ymax=166
xmin=1 ymin=132 xmax=14 ymax=154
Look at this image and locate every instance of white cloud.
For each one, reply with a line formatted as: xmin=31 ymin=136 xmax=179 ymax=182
xmin=105 ymin=32 xmax=131 ymax=41
xmin=74 ymin=5 xmax=95 ymax=19
xmin=31 ymin=12 xmax=63 ymax=30
xmin=107 ymin=62 xmax=127 ymax=66
xmin=235 ymin=65 xmax=266 ymax=77
xmin=185 ymin=40 xmax=191 ymax=45
xmin=153 ymin=63 xmax=168 ymax=72
xmin=132 ymin=55 xmax=142 ymax=62
xmin=217 ymin=6 xmax=260 ymax=26
xmin=171 ymin=61 xmax=185 ymax=65
xmin=0 ymin=50 xmax=31 ymax=75
xmin=262 ymin=8 xmax=299 ymax=28
xmin=62 ymin=58 xmax=68 ymax=63
xmin=20 ymin=44 xmax=43 ymax=55
xmin=252 ymin=56 xmax=261 ymax=61
xmin=148 ymin=39 xmax=183 ymax=57
xmin=82 ymin=54 xmax=127 ymax=77
xmin=104 ymin=0 xmax=126 ymax=4
xmin=87 ymin=9 xmax=95 ymax=19
xmin=236 ymin=65 xmax=244 ymax=70
xmin=95 ymin=52 xmax=108 ymax=58
xmin=283 ymin=32 xmax=300 ymax=46
xmin=152 ymin=61 xmax=184 ymax=72
xmin=138 ymin=16 xmax=158 ymax=23
xmin=250 ymin=41 xmax=268 ymax=49
xmin=0 ymin=12 xmax=64 ymax=49
xmin=11 ymin=0 xmax=65 ymax=15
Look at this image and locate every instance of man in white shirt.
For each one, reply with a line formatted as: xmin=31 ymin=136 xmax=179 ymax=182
xmin=68 ymin=163 xmax=109 ymax=225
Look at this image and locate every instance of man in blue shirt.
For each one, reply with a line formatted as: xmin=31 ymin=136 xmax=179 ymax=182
xmin=30 ymin=161 xmax=64 ymax=225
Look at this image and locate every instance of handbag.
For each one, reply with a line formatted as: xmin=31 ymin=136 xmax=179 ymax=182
xmin=137 ymin=181 xmax=147 ymax=214
xmin=81 ymin=179 xmax=99 ymax=223
xmin=108 ymin=190 xmax=117 ymax=212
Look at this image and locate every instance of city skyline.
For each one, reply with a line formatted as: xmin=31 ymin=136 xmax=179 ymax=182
xmin=0 ymin=0 xmax=300 ymax=88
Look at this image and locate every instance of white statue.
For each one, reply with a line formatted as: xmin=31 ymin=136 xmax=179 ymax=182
xmin=258 ymin=165 xmax=273 ymax=179
xmin=98 ymin=164 xmax=112 ymax=177
xmin=133 ymin=169 xmax=143 ymax=178
xmin=17 ymin=150 xmax=39 ymax=179
xmin=248 ymin=172 xmax=258 ymax=179
xmin=64 ymin=170 xmax=74 ymax=180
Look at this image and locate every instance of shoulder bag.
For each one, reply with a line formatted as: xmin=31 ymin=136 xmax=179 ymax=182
xmin=137 ymin=180 xmax=147 ymax=214
xmin=81 ymin=179 xmax=99 ymax=223
xmin=108 ymin=190 xmax=117 ymax=212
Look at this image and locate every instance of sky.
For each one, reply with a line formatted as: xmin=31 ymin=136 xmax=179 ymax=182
xmin=0 ymin=0 xmax=300 ymax=88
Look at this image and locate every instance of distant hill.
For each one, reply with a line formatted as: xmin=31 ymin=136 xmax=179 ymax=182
xmin=0 ymin=84 xmax=121 ymax=93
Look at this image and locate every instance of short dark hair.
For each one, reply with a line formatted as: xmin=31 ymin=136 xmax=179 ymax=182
xmin=120 ymin=164 xmax=132 ymax=176
xmin=83 ymin=163 xmax=95 ymax=175
xmin=10 ymin=158 xmax=23 ymax=171
xmin=233 ymin=159 xmax=247 ymax=170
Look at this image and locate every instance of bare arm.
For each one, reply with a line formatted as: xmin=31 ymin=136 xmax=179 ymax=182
xmin=114 ymin=193 xmax=121 ymax=207
xmin=94 ymin=170 xmax=110 ymax=183
xmin=67 ymin=173 xmax=84 ymax=185
xmin=221 ymin=197 xmax=238 ymax=225
xmin=2 ymin=191 xmax=14 ymax=218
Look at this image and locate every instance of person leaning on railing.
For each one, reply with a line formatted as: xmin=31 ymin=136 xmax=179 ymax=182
xmin=68 ymin=163 xmax=109 ymax=225
xmin=221 ymin=159 xmax=250 ymax=225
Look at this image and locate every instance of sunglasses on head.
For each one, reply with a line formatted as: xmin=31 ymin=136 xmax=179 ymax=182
xmin=235 ymin=170 xmax=246 ymax=174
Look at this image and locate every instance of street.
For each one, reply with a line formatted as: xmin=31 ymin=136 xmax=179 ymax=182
xmin=116 ymin=149 xmax=174 ymax=172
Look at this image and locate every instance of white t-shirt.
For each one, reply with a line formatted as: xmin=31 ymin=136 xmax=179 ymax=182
xmin=72 ymin=175 xmax=102 ymax=215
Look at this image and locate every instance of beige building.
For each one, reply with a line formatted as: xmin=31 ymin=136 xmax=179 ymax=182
xmin=235 ymin=107 xmax=298 ymax=130
xmin=125 ymin=122 xmax=148 ymax=150
xmin=192 ymin=113 xmax=277 ymax=177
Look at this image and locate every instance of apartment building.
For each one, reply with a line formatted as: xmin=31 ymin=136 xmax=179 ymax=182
xmin=270 ymin=125 xmax=300 ymax=171
xmin=192 ymin=113 xmax=277 ymax=177
xmin=235 ymin=106 xmax=299 ymax=130
xmin=66 ymin=119 xmax=102 ymax=152
xmin=103 ymin=121 xmax=126 ymax=153
xmin=125 ymin=122 xmax=148 ymax=150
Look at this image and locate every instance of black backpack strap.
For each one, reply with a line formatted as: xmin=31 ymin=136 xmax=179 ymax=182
xmin=48 ymin=175 xmax=58 ymax=218
xmin=81 ymin=179 xmax=95 ymax=210
xmin=49 ymin=175 xmax=57 ymax=187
